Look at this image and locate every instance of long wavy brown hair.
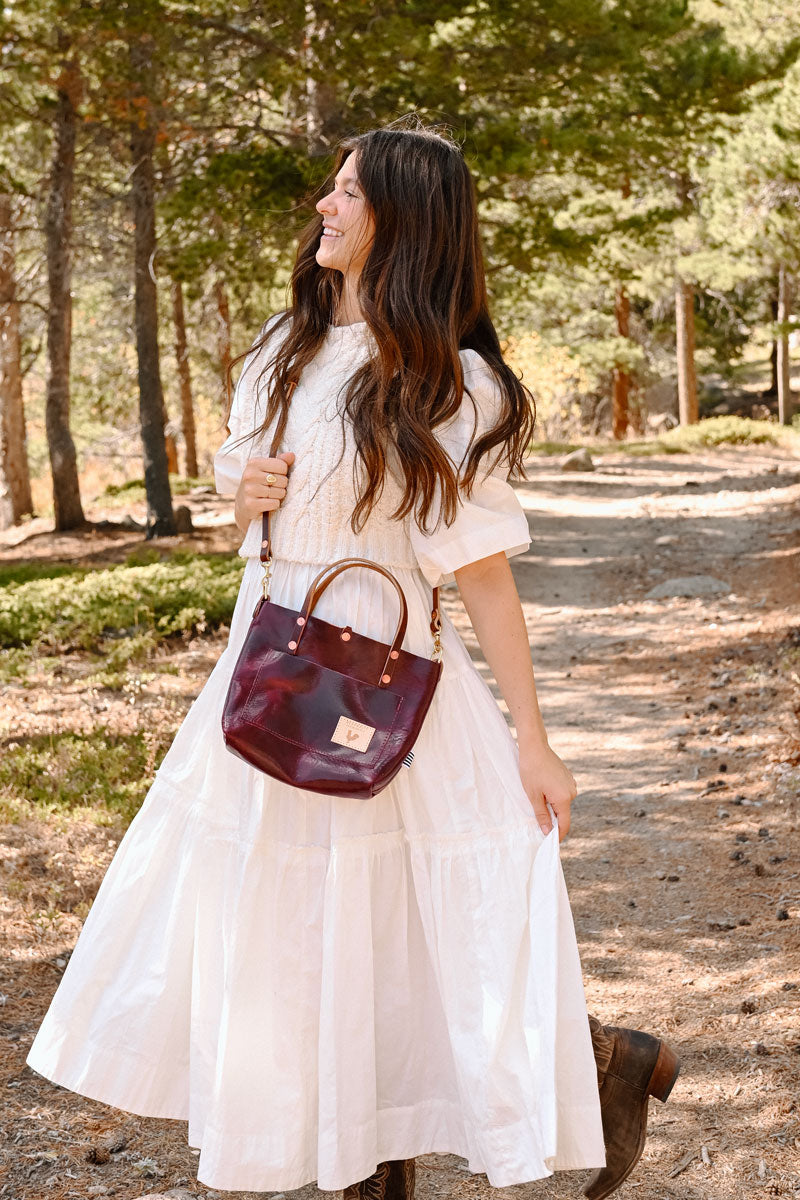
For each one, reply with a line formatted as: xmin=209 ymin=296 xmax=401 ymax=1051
xmin=225 ymin=120 xmax=536 ymax=536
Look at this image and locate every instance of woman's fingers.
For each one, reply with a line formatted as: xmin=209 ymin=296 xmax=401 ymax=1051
xmin=246 ymin=456 xmax=291 ymax=476
xmin=249 ymin=483 xmax=287 ymax=499
xmin=548 ymin=798 xmax=571 ymax=841
xmin=529 ymin=789 xmax=553 ymax=837
xmin=518 ymin=744 xmax=576 ymax=842
xmin=235 ymin=453 xmax=295 ymax=523
xmin=532 ymin=795 xmax=571 ymax=842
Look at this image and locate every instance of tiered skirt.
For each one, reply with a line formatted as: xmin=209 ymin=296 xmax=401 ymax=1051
xmin=26 ymin=555 xmax=606 ymax=1192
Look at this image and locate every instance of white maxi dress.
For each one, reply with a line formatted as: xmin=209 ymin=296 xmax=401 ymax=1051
xmin=26 ymin=316 xmax=606 ymax=1193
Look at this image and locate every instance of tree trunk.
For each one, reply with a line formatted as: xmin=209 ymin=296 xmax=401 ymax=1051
xmin=213 ymin=278 xmax=232 ymax=414
xmin=628 ymin=393 xmax=645 ymax=436
xmin=164 ymin=429 xmax=179 ymax=474
xmin=44 ymin=56 xmax=85 ymax=530
xmin=129 ymin=33 xmax=175 ymax=537
xmin=0 ymin=193 xmax=33 ymax=527
xmin=777 ymin=263 xmax=793 ymax=425
xmin=612 ymin=286 xmax=630 ymax=439
xmin=304 ymin=4 xmax=341 ymax=155
xmin=171 ymin=279 xmax=197 ymax=477
xmin=768 ymin=291 xmax=778 ymax=397
xmin=675 ymin=279 xmax=698 ymax=426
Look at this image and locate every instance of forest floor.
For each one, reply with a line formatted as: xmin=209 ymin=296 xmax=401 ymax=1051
xmin=1 ymin=442 xmax=799 ymax=1200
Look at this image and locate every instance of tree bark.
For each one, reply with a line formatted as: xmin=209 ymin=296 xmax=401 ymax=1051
xmin=610 ymin=176 xmax=633 ymax=441
xmin=0 ymin=193 xmax=33 ymax=527
xmin=213 ymin=278 xmax=232 ymax=415
xmin=612 ymin=286 xmax=630 ymax=440
xmin=628 ymin=393 xmax=645 ymax=436
xmin=44 ymin=56 xmax=86 ymax=530
xmin=768 ymin=290 xmax=778 ymax=397
xmin=129 ymin=33 xmax=175 ymax=537
xmin=777 ymin=263 xmax=793 ymax=425
xmin=304 ymin=3 xmax=342 ymax=155
xmin=675 ymin=279 xmax=698 ymax=426
xmin=171 ymin=279 xmax=198 ymax=477
xmin=164 ymin=428 xmax=179 ymax=474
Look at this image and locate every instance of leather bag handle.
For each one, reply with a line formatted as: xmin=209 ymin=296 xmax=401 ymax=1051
xmin=301 ymin=556 xmax=441 ymax=640
xmin=288 ymin=558 xmax=409 ymax=686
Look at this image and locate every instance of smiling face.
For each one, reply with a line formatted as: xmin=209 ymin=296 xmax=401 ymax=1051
xmin=314 ymin=151 xmax=375 ymax=280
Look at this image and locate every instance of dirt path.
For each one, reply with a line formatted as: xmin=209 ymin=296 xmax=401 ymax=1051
xmin=1 ymin=446 xmax=799 ymax=1200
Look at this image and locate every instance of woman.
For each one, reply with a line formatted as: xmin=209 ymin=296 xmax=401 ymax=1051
xmin=26 ymin=122 xmax=678 ymax=1199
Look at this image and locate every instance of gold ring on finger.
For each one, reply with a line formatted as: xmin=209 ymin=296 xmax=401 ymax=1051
xmin=265 ymin=473 xmax=277 ymax=485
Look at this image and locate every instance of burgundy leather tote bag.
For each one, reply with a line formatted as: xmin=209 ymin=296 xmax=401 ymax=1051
xmin=221 ymin=400 xmax=443 ymax=798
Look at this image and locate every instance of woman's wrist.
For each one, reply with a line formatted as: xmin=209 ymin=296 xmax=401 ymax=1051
xmin=516 ymin=717 xmax=550 ymax=754
xmin=233 ymin=492 xmax=252 ymax=535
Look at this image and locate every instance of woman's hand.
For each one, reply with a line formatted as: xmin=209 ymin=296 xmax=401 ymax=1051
xmin=518 ymin=741 xmax=577 ymax=842
xmin=234 ymin=451 xmax=296 ymax=534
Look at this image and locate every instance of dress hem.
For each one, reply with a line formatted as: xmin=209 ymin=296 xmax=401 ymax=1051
xmin=25 ymin=1041 xmax=605 ymax=1192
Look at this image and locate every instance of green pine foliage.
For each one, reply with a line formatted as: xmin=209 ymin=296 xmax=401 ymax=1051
xmin=3 ymin=0 xmax=800 ymax=474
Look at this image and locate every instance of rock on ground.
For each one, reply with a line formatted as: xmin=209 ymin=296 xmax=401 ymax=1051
xmin=646 ymin=574 xmax=731 ymax=599
xmin=560 ymin=447 xmax=595 ymax=472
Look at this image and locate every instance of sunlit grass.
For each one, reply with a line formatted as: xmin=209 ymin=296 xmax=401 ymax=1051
xmin=0 ymin=729 xmax=173 ymax=828
xmin=526 ymin=415 xmax=799 ymax=458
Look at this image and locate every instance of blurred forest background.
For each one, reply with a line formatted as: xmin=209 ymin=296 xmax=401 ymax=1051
xmin=2 ymin=0 xmax=800 ymax=536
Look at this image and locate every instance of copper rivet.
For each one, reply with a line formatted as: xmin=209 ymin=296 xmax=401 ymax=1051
xmin=261 ymin=540 xmax=268 ymax=547
xmin=341 ymin=631 xmax=351 ymax=641
xmin=381 ymin=673 xmax=391 ymax=683
xmin=390 ymin=650 xmax=399 ymax=659
xmin=288 ymin=640 xmax=297 ymax=650
xmin=296 ymin=617 xmax=305 ymax=625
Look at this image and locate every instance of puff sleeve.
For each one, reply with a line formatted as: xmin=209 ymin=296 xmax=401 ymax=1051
xmin=213 ymin=315 xmax=280 ymax=496
xmin=409 ymin=351 xmax=531 ymax=589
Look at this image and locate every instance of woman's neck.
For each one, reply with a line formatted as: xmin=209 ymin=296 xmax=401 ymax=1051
xmin=333 ymin=276 xmax=365 ymax=326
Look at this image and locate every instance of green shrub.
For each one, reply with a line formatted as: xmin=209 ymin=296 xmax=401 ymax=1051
xmin=101 ymin=475 xmax=214 ymax=501
xmin=0 ymin=730 xmax=172 ymax=826
xmin=0 ymin=647 xmax=34 ymax=682
xmin=0 ymin=554 xmax=244 ymax=650
xmin=102 ymin=478 xmax=148 ymax=497
xmin=100 ymin=630 xmax=158 ymax=668
xmin=0 ymin=562 xmax=89 ymax=588
xmin=624 ymin=440 xmax=687 ymax=456
xmin=658 ymin=416 xmax=783 ymax=450
xmin=82 ymin=631 xmax=162 ymax=690
xmin=527 ymin=440 xmax=583 ymax=455
xmin=124 ymin=546 xmax=164 ymax=567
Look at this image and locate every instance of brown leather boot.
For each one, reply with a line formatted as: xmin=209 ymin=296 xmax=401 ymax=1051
xmin=343 ymin=1159 xmax=415 ymax=1200
xmin=584 ymin=1015 xmax=680 ymax=1199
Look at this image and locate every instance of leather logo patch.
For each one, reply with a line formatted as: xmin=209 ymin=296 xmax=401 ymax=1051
xmin=331 ymin=715 xmax=376 ymax=753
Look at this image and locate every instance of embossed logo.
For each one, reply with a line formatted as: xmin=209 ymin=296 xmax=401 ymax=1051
xmin=331 ymin=715 xmax=376 ymax=753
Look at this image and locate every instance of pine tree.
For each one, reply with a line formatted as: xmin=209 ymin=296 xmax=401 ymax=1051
xmin=0 ymin=189 xmax=34 ymax=526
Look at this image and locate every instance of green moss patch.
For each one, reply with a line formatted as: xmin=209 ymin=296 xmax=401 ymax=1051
xmin=0 ymin=729 xmax=173 ymax=827
xmin=0 ymin=554 xmax=244 ymax=650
